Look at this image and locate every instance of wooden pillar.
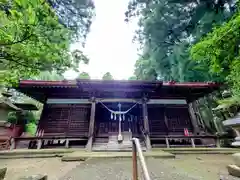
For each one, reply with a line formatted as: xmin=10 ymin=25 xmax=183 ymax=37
xmin=86 ymin=98 xmax=96 ymax=151
xmin=142 ymin=98 xmax=152 ymax=150
xmin=164 ymin=107 xmax=169 ymax=135
xmin=188 ymin=102 xmax=200 ymax=135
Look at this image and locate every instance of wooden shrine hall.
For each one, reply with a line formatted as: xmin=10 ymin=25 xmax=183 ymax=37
xmin=15 ymin=80 xmax=220 ymax=151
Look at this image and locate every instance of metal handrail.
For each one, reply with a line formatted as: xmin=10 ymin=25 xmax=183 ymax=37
xmin=132 ymin=138 xmax=151 ymax=180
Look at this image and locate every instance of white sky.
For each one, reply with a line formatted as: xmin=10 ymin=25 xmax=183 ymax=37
xmin=64 ymin=0 xmax=139 ymax=80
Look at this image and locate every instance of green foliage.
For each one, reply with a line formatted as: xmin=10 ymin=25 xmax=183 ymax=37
xmin=126 ymin=0 xmax=235 ymax=82
xmin=102 ymin=72 xmax=113 ymax=80
xmin=47 ymin=0 xmax=95 ymax=42
xmin=191 ymin=8 xmax=240 ymax=98
xmin=0 ymin=0 xmax=91 ymax=85
xmin=78 ymin=72 xmax=90 ymax=79
xmin=26 ymin=122 xmax=37 ymax=135
xmin=32 ymin=71 xmax=65 ymax=81
xmin=7 ymin=112 xmax=17 ymax=124
xmin=7 ymin=111 xmax=37 ymax=127
xmin=126 ymin=0 xmax=240 ymax=136
xmin=128 ymin=76 xmax=137 ymax=80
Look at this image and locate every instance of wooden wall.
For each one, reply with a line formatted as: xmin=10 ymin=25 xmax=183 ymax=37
xmin=38 ymin=103 xmax=193 ymax=137
xmin=148 ymin=105 xmax=193 ymax=136
xmin=39 ymin=104 xmax=90 ymax=137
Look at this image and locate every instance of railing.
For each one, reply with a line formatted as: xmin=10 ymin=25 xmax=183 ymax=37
xmin=150 ymin=135 xmax=230 ymax=148
xmin=132 ymin=138 xmax=151 ymax=180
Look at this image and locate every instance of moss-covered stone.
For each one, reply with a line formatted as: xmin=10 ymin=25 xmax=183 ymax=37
xmin=0 ymin=168 xmax=7 ymax=180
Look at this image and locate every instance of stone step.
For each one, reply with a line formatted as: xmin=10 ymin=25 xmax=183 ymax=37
xmin=92 ymin=132 xmax=146 ymax=151
xmin=92 ymin=142 xmax=146 ymax=151
xmin=94 ymin=138 xmax=108 ymax=143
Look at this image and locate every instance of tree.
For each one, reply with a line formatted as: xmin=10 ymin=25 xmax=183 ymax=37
xmin=190 ymin=4 xmax=240 ymax=114
xmin=47 ymin=0 xmax=95 ymax=42
xmin=191 ymin=8 xmax=240 ymax=97
xmin=125 ymin=0 xmax=238 ymax=136
xmin=128 ymin=76 xmax=137 ymax=80
xmin=102 ymin=72 xmax=113 ymax=80
xmin=32 ymin=71 xmax=64 ymax=81
xmin=126 ymin=0 xmax=236 ymax=82
xmin=78 ymin=72 xmax=90 ymax=79
xmin=0 ymin=0 xmax=92 ymax=85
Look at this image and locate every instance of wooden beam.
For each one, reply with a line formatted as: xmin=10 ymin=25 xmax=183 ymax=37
xmin=86 ymin=98 xmax=96 ymax=151
xmin=147 ymin=99 xmax=187 ymax=104
xmin=142 ymin=99 xmax=152 ymax=150
xmin=96 ymin=98 xmax=141 ymax=103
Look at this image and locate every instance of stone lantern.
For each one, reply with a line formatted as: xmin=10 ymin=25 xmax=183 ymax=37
xmin=223 ymin=113 xmax=240 ymax=178
xmin=223 ymin=112 xmax=240 ymax=147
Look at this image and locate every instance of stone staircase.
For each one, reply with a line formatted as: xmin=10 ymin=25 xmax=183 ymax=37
xmin=92 ymin=132 xmax=146 ymax=151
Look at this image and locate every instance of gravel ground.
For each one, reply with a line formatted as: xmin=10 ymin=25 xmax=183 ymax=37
xmin=0 ymin=154 xmax=238 ymax=180
xmin=0 ymin=158 xmax=81 ymax=180
xmin=61 ymin=154 xmax=239 ymax=180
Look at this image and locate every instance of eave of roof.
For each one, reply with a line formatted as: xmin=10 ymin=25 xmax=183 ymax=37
xmin=16 ymin=80 xmax=221 ymax=103
xmin=19 ymin=80 xmax=220 ymax=88
xmin=13 ymin=103 xmax=38 ymax=111
xmin=0 ymin=99 xmax=21 ymax=111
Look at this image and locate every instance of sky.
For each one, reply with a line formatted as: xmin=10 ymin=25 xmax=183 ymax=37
xmin=64 ymin=0 xmax=139 ymax=80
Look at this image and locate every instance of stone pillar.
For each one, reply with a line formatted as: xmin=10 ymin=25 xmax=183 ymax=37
xmin=86 ymin=98 xmax=96 ymax=151
xmin=142 ymin=99 xmax=151 ymax=150
xmin=188 ymin=102 xmax=200 ymax=135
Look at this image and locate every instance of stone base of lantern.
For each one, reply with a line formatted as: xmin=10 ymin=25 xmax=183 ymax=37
xmin=227 ymin=153 xmax=240 ymax=178
xmin=232 ymin=136 xmax=240 ymax=147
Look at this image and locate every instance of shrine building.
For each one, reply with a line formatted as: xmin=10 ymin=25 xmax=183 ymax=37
xmin=16 ymin=80 xmax=220 ymax=151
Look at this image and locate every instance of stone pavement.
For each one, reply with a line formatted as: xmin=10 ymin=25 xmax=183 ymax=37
xmin=60 ymin=156 xmax=240 ymax=180
xmin=61 ymin=151 xmax=175 ymax=161
xmin=60 ymin=158 xmax=199 ymax=180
